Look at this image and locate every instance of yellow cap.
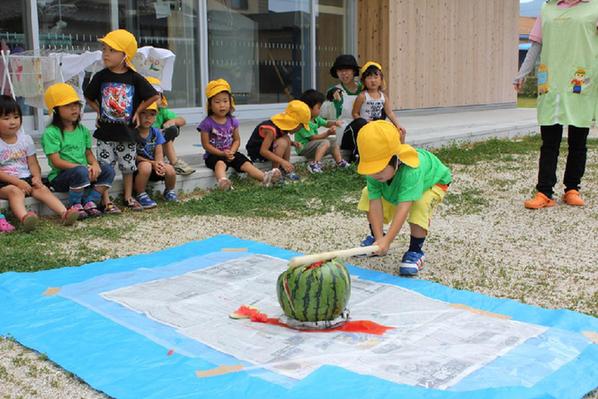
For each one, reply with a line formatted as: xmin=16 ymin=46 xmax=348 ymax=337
xmin=205 ymin=79 xmax=235 ymax=111
xmin=271 ymin=100 xmax=311 ymax=131
xmin=44 ymin=83 xmax=81 ymax=112
xmin=99 ymin=29 xmax=138 ymax=71
xmin=356 ymin=120 xmax=419 ymax=175
xmin=360 ymin=61 xmax=383 ymax=76
xmin=145 ymin=76 xmax=167 ymax=106
xmin=145 ymin=101 xmax=158 ymax=112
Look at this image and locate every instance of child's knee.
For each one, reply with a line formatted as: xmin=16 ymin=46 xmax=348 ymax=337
xmin=165 ymin=164 xmax=176 ymax=177
xmin=4 ymin=185 xmax=24 ymax=199
xmin=319 ymin=140 xmax=330 ymax=150
xmin=137 ymin=161 xmax=152 ymax=175
xmin=276 ymin=136 xmax=290 ymax=149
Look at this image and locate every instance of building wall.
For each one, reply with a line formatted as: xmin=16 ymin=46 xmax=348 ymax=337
xmin=358 ymin=0 xmax=519 ymax=109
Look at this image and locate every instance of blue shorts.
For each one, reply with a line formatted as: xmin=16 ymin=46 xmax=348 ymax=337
xmin=50 ymin=162 xmax=115 ymax=192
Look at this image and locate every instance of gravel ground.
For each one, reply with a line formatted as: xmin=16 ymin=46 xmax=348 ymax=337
xmin=1 ymin=146 xmax=597 ymax=398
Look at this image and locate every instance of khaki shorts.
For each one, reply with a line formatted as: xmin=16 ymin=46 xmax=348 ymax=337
xmin=357 ymin=184 xmax=448 ymax=231
xmin=298 ymin=137 xmax=337 ymax=160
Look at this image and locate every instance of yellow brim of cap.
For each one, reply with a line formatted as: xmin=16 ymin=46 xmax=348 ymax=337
xmin=357 ymin=155 xmax=392 ymax=175
xmin=271 ymin=113 xmax=309 ymax=131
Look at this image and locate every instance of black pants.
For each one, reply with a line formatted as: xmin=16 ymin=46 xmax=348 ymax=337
xmin=536 ymin=124 xmax=589 ymax=197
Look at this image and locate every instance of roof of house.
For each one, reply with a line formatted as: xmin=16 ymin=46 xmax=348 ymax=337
xmin=519 ymin=16 xmax=536 ymax=37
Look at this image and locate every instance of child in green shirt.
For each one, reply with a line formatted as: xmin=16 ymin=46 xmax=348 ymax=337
xmin=356 ymin=120 xmax=451 ymax=276
xmin=296 ymin=90 xmax=349 ymax=173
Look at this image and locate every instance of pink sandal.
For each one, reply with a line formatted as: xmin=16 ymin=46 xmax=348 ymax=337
xmin=0 ymin=216 xmax=15 ymax=233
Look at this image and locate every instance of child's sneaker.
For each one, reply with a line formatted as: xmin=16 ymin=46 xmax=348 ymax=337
xmin=69 ymin=203 xmax=88 ymax=219
xmin=62 ymin=208 xmax=79 ymax=226
xmin=360 ymin=235 xmax=376 ymax=247
xmin=21 ymin=211 xmax=39 ymax=232
xmin=136 ymin=192 xmax=157 ymax=209
xmin=307 ymin=161 xmax=323 ymax=174
xmin=336 ymin=159 xmax=350 ymax=169
xmin=284 ymin=171 xmax=301 ymax=181
xmin=163 ymin=189 xmax=179 ymax=202
xmin=399 ymin=251 xmax=425 ymax=276
xmin=262 ymin=168 xmax=282 ymax=187
xmin=0 ymin=217 xmax=15 ymax=233
xmin=173 ymin=159 xmax=195 ymax=176
xmin=83 ymin=201 xmax=103 ymax=217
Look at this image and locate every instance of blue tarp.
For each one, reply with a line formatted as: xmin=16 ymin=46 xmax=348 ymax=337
xmin=0 ymin=235 xmax=596 ymax=398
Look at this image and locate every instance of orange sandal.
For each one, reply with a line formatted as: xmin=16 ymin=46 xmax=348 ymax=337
xmin=524 ymin=192 xmax=556 ymax=209
xmin=21 ymin=211 xmax=39 ymax=232
xmin=562 ymin=190 xmax=585 ymax=207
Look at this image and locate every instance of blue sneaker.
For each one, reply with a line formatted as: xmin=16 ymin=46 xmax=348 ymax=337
xmin=361 ymin=235 xmax=375 ymax=247
xmin=284 ymin=171 xmax=301 ymax=181
xmin=399 ymin=251 xmax=425 ymax=276
xmin=136 ymin=192 xmax=157 ymax=209
xmin=307 ymin=162 xmax=323 ymax=174
xmin=163 ymin=189 xmax=178 ymax=202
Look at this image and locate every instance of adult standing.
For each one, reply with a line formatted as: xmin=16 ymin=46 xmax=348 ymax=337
xmin=320 ymin=55 xmax=363 ymax=159
xmin=515 ymin=0 xmax=598 ymax=209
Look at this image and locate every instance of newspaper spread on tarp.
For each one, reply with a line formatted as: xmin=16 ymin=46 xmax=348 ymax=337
xmin=102 ymin=255 xmax=546 ymax=389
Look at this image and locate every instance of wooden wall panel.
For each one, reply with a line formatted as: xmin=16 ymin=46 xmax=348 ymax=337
xmin=359 ymin=0 xmax=519 ymax=109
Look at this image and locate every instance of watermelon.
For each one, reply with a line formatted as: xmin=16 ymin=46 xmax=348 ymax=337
xmin=276 ymin=258 xmax=351 ymax=322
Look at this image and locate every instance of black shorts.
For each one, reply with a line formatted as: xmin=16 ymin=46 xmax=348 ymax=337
xmin=204 ymin=152 xmax=251 ymax=172
xmin=0 ymin=176 xmax=33 ymax=189
xmin=133 ymin=168 xmax=165 ymax=182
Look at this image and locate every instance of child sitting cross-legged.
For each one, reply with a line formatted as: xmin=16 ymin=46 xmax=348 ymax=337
xmin=199 ymin=79 xmax=281 ymax=190
xmin=296 ymin=89 xmax=349 ymax=173
xmin=133 ymin=102 xmax=178 ymax=209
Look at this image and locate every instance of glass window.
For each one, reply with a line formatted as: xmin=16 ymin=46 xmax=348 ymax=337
xmin=316 ymin=0 xmax=347 ymax=91
xmin=37 ymin=0 xmax=201 ymax=108
xmin=0 ymin=0 xmax=33 ymax=115
xmin=207 ymin=0 xmax=312 ymax=105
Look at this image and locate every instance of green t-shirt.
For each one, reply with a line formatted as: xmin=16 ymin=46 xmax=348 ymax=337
xmin=366 ymin=149 xmax=452 ymax=204
xmin=153 ymin=107 xmax=178 ymax=129
xmin=294 ymin=116 xmax=328 ymax=154
xmin=41 ymin=124 xmax=92 ymax=182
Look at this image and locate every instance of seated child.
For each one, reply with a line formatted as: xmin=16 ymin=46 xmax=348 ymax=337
xmin=199 ymin=79 xmax=281 ymax=190
xmin=145 ymin=76 xmax=195 ymax=176
xmin=0 ymin=95 xmax=78 ymax=231
xmin=42 ymin=83 xmax=117 ymax=218
xmin=245 ymin=100 xmax=311 ymax=181
xmin=356 ymin=121 xmax=451 ymax=276
xmin=296 ymin=89 xmax=349 ymax=173
xmin=134 ymin=102 xmax=178 ymax=209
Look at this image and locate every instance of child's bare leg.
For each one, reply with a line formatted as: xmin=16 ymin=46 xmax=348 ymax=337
xmin=164 ymin=164 xmax=176 ymax=190
xmin=331 ymin=144 xmax=343 ymax=163
xmin=163 ymin=141 xmax=178 ymax=165
xmin=123 ymin=173 xmax=135 ymax=201
xmin=214 ymin=160 xmax=227 ymax=181
xmin=272 ymin=136 xmax=290 ymax=168
xmin=240 ymin=161 xmax=265 ymax=182
xmin=0 ymin=186 xmax=27 ymax=220
xmin=101 ymin=190 xmax=111 ymax=206
xmin=409 ymin=223 xmax=427 ymax=238
xmin=31 ymin=185 xmax=67 ymax=216
xmin=134 ymin=161 xmax=152 ymax=195
xmin=313 ymin=140 xmax=330 ymax=163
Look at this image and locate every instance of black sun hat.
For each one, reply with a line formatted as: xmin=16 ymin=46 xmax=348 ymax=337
xmin=330 ymin=54 xmax=360 ymax=78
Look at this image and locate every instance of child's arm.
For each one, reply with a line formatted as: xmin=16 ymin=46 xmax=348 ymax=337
xmin=85 ymin=98 xmax=100 ymax=114
xmin=153 ymin=144 xmax=166 ymax=176
xmin=0 ymin=171 xmax=31 ymax=194
xmin=352 ymin=92 xmax=365 ymax=119
xmin=229 ymin=127 xmax=241 ymax=154
xmin=259 ymin=129 xmax=293 ymax=172
xmin=200 ymin=131 xmax=227 ymax=157
xmin=163 ymin=116 xmax=186 ymax=128
xmin=383 ymin=98 xmax=406 ymax=140
xmin=85 ymin=149 xmax=101 ymax=181
xmin=368 ymin=198 xmax=386 ymax=242
xmin=375 ymin=201 xmax=413 ymax=255
xmin=308 ymin=128 xmax=336 ymax=141
xmin=26 ymin=155 xmax=44 ymax=188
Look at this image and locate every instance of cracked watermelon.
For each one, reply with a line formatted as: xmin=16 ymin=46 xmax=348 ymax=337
xmin=277 ymin=258 xmax=351 ymax=322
